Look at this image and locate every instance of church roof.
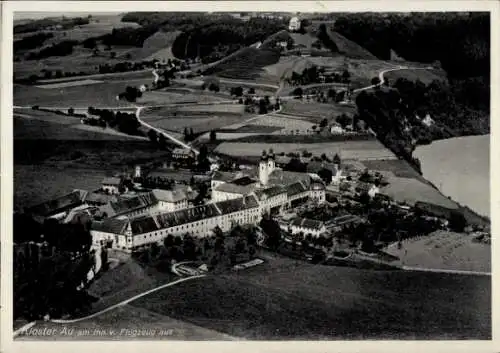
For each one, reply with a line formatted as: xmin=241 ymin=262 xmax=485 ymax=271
xmin=286 ymin=181 xmax=308 ymax=196
xmin=254 ymin=186 xmax=286 ymax=201
xmin=268 ymin=170 xmax=311 ymax=187
xmin=213 ymin=182 xmax=256 ymax=195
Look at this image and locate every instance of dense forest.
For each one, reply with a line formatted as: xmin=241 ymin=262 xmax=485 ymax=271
xmin=333 ymin=12 xmax=490 ymax=80
xmin=171 ymin=17 xmax=287 ymax=61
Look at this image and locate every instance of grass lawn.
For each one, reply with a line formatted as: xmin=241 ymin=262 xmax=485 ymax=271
xmin=130 ymin=252 xmax=490 ymax=339
xmin=216 ymin=140 xmax=396 ymax=160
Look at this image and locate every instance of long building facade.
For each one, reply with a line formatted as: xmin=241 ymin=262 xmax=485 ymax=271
xmin=90 ymin=150 xmax=326 ymax=251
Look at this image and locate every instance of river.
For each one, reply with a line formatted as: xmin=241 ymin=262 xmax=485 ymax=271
xmin=414 ymin=135 xmax=490 ymax=218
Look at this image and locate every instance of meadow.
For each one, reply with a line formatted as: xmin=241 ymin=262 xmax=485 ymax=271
xmin=129 ymin=252 xmax=490 ymax=339
xmin=14 ymin=114 xmax=143 ymax=141
xmin=281 ymin=100 xmax=356 ymax=121
xmin=216 ymin=140 xmax=396 ymax=160
xmin=141 ymin=115 xmax=248 ymax=134
xmin=14 ymin=77 xmax=151 ymax=108
xmin=16 ymin=304 xmax=234 ymax=341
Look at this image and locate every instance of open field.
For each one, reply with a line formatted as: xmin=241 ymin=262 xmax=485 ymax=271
xmin=384 ymin=68 xmax=448 ymax=85
xmin=129 ymin=252 xmax=490 ymax=339
xmin=35 ymin=79 xmax=104 ymax=89
xmin=14 ymin=165 xmax=107 ymax=208
xmin=137 ymin=90 xmax=229 ymax=106
xmin=216 ymin=140 xmax=397 ymax=160
xmin=281 ymin=100 xmax=356 ymax=121
xmin=15 ymin=138 xmax=170 ymax=180
xmin=385 ymin=231 xmax=491 ymax=273
xmin=142 ymin=115 xmax=247 ymax=134
xmin=14 ymin=78 xmax=151 ymax=108
xmin=380 ymin=176 xmax=459 ymax=209
xmin=14 ymin=115 xmax=144 ymax=141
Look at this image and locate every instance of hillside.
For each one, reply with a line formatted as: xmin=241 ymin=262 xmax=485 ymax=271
xmin=203 ymin=47 xmax=281 ymax=80
xmin=324 ymin=29 xmax=377 ymax=59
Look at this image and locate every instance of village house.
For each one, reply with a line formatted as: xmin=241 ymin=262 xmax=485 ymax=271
xmin=280 ymin=217 xmax=327 ymax=238
xmin=101 ymin=176 xmax=124 ymax=195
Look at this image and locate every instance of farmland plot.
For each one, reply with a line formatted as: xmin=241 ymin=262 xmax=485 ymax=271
xmin=216 ymin=140 xmax=397 ymax=160
xmin=142 ymin=115 xmax=248 ymax=134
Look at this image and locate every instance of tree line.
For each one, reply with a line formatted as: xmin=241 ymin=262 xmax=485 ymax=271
xmin=87 ymin=107 xmax=141 ymax=136
xmin=14 ymin=32 xmax=54 ymax=53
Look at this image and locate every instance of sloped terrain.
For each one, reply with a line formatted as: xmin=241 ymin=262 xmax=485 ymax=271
xmin=325 ymin=29 xmax=377 ymax=59
xmin=203 ymin=47 xmax=281 ymax=80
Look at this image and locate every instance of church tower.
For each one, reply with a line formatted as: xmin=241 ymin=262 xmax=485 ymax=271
xmin=259 ymin=150 xmax=269 ymax=186
xmin=267 ymin=148 xmax=275 ymax=174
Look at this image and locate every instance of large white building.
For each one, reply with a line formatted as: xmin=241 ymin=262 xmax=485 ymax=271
xmin=90 ymin=150 xmax=326 ymax=251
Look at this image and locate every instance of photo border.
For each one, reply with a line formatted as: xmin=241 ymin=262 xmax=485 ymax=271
xmin=2 ymin=1 xmax=498 ymax=352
